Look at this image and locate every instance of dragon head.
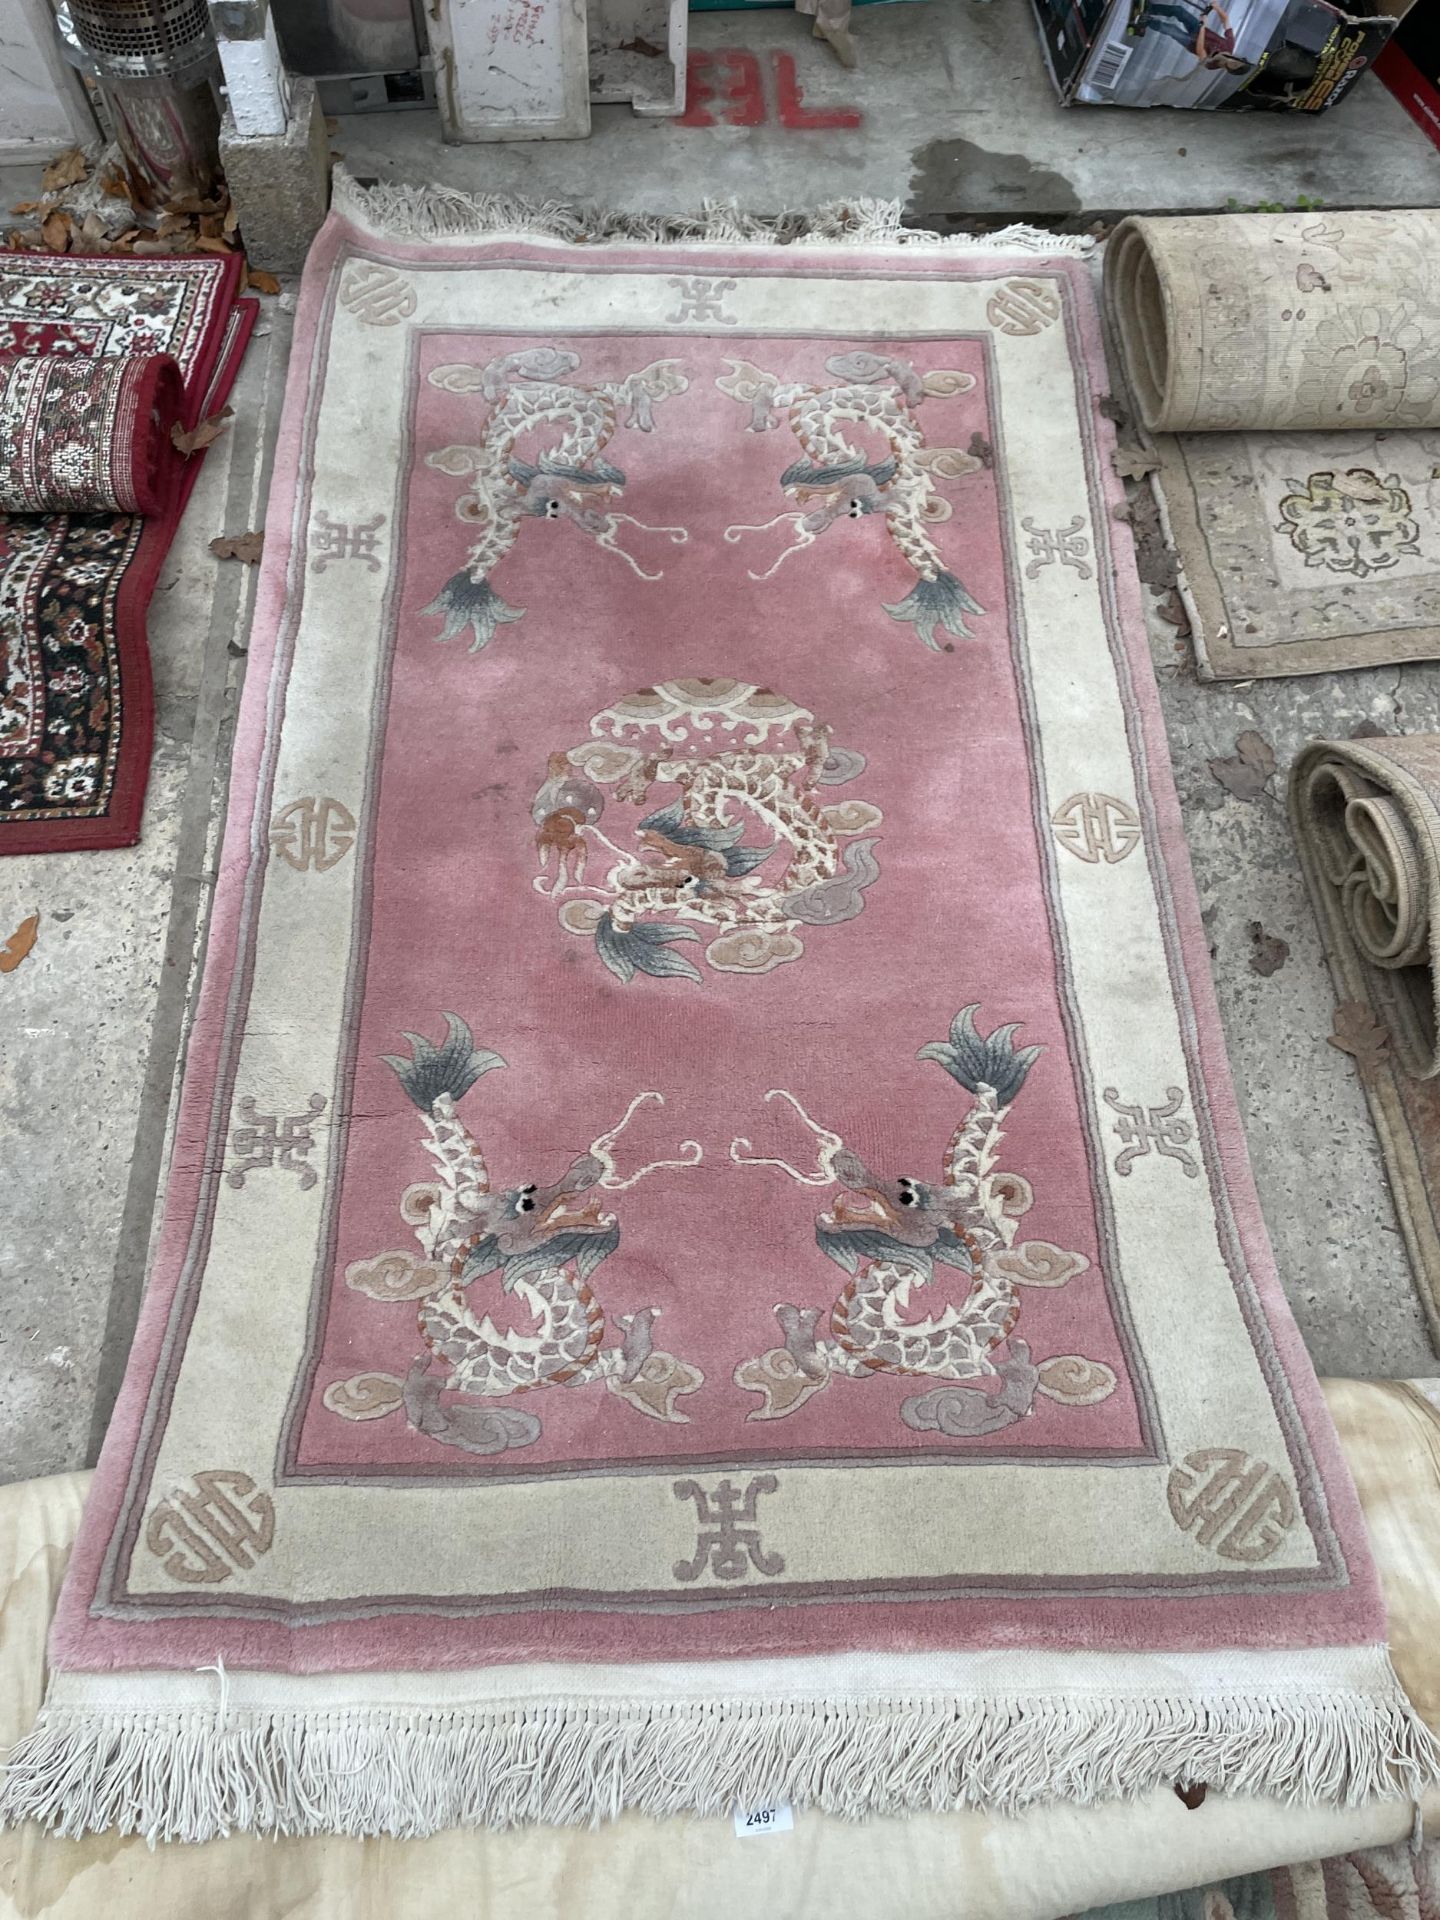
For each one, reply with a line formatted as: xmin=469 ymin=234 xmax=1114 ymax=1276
xmin=780 ymin=454 xmax=898 ymax=533
xmin=455 ymin=1152 xmax=622 ymax=1295
xmin=816 ymin=1147 xmax=977 ymax=1283
xmin=510 ymin=457 xmax=625 ymax=534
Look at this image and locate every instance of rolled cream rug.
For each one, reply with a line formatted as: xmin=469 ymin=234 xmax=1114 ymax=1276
xmin=1291 ymin=738 xmax=1440 ymax=1082
xmin=1103 ymin=212 xmax=1440 ymax=434
xmin=1292 ymin=738 xmax=1440 ymax=1346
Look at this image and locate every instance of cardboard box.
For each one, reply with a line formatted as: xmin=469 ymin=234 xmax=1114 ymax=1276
xmin=1030 ymin=0 xmax=1404 ymax=112
xmin=1375 ymin=5 xmax=1440 ymax=150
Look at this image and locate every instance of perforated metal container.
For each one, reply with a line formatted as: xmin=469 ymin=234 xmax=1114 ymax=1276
xmin=66 ymin=0 xmax=218 ymax=84
xmin=58 ymin=0 xmax=221 ymax=205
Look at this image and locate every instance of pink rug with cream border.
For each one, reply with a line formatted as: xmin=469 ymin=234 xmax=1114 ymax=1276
xmin=2 ymin=178 xmax=1433 ymax=1839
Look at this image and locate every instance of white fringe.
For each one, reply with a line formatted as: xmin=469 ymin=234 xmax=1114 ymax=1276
xmin=329 ymin=168 xmax=1093 ymax=256
xmin=2 ymin=1684 xmax=1436 ymax=1841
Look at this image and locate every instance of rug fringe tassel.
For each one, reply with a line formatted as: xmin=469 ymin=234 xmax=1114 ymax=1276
xmin=329 ymin=168 xmax=1093 ymax=256
xmin=2 ymin=1679 xmax=1435 ymax=1841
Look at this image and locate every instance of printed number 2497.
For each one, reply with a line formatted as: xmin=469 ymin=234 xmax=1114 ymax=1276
xmin=734 ymin=1803 xmax=794 ymax=1837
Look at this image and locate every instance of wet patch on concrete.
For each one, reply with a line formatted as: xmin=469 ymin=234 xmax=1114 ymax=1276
xmin=907 ymin=136 xmax=1082 ymax=221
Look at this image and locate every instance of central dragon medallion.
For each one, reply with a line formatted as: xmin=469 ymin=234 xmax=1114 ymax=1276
xmin=533 ymin=678 xmax=883 ymax=984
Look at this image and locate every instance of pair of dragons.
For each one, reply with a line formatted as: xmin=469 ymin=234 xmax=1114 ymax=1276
xmin=421 ymin=346 xmax=985 ymax=656
xmin=330 ymin=1007 xmax=1108 ymax=1457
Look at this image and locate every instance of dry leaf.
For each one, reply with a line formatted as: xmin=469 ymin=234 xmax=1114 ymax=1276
xmin=210 ymin=530 xmax=264 ymax=564
xmin=223 ymin=201 xmax=240 ymax=239
xmin=41 ymin=209 xmax=71 ymax=254
xmin=1350 ymin=719 xmax=1388 ymax=740
xmin=1328 ymin=1000 xmax=1390 ymax=1074
xmin=618 ymin=32 xmax=665 ymax=54
xmin=164 ymin=193 xmax=224 ymax=216
xmin=40 ymin=147 xmax=88 ymax=193
xmin=9 ymin=200 xmax=37 ymax=216
xmin=1208 ymin=729 xmax=1276 ymax=804
xmin=1155 ymin=587 xmax=1190 ymax=634
xmin=246 ymin=267 xmax=281 ymax=295
xmin=99 ymin=166 xmax=128 ymax=199
xmin=171 ymin=407 xmax=233 ymax=456
xmin=1099 ymin=395 xmax=1128 ymax=427
xmin=1247 ymin=921 xmax=1289 ymax=978
xmin=195 ymin=236 xmax=233 ymax=255
xmin=0 ymin=912 xmax=39 ymax=974
xmin=966 ymin=431 xmax=994 ymax=470
xmin=1174 ymin=1782 xmax=1208 ymax=1811
xmin=1126 ymin=483 xmax=1179 ymax=592
xmin=1113 ymin=444 xmax=1160 ymax=482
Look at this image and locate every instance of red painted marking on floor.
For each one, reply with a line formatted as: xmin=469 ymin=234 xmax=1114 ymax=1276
xmin=678 ymin=49 xmax=766 ymax=127
xmin=675 ymin=48 xmax=862 ymax=129
xmin=772 ymin=51 xmax=862 ymax=129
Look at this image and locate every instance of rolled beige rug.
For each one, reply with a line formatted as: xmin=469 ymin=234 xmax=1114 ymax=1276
xmin=1292 ymin=738 xmax=1440 ymax=1080
xmin=1104 ymin=212 xmax=1440 ymax=434
xmin=1292 ymin=737 xmax=1440 ymax=1345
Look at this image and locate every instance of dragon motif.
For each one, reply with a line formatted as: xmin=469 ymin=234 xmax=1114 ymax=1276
xmin=325 ymin=1015 xmax=705 ymax=1454
xmin=422 ymin=347 xmax=690 ymax=652
xmin=718 ymin=350 xmax=987 ymax=652
xmin=533 ymin=678 xmax=883 ymax=984
xmin=732 ymin=1007 xmax=1116 ymax=1433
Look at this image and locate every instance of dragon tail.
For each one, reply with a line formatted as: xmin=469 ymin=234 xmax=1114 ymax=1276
xmin=594 ymin=913 xmax=702 ymax=985
xmin=918 ymin=1005 xmax=1041 ymax=1107
xmin=423 ymin=570 xmax=526 ymax=653
xmin=883 ymin=570 xmax=984 ymax=651
xmin=381 ymin=1013 xmax=506 ymax=1112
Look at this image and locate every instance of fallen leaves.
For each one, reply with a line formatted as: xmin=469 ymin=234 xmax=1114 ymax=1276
xmin=1113 ymin=444 xmax=1160 ymax=482
xmin=1208 ymin=729 xmax=1276 ymax=804
xmin=1174 ymin=1782 xmax=1208 ymax=1811
xmin=210 ymin=530 xmax=264 ymax=564
xmin=0 ymin=912 xmax=39 ymax=973
xmin=171 ymin=407 xmax=233 ymax=456
xmin=3 ymin=160 xmax=285 ymax=293
xmin=1123 ymin=482 xmax=1179 ymax=593
xmin=1247 ymin=921 xmax=1289 ymax=977
xmin=40 ymin=147 xmax=88 ymax=194
xmin=1328 ymin=1000 xmax=1391 ymax=1075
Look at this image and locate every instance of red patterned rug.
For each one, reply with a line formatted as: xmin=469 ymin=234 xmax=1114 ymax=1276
xmin=0 ymin=254 xmax=256 ymax=855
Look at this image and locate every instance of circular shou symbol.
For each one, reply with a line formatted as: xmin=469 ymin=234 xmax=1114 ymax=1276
xmin=1166 ymin=1448 xmax=1297 ymax=1563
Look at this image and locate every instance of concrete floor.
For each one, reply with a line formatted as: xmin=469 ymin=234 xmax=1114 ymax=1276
xmin=336 ymin=3 xmax=1440 ymax=220
xmin=3 ymin=0 xmax=1440 ymax=1483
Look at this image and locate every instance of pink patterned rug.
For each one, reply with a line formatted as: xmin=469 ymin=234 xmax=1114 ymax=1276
xmin=2 ymin=181 xmax=1432 ymax=1839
